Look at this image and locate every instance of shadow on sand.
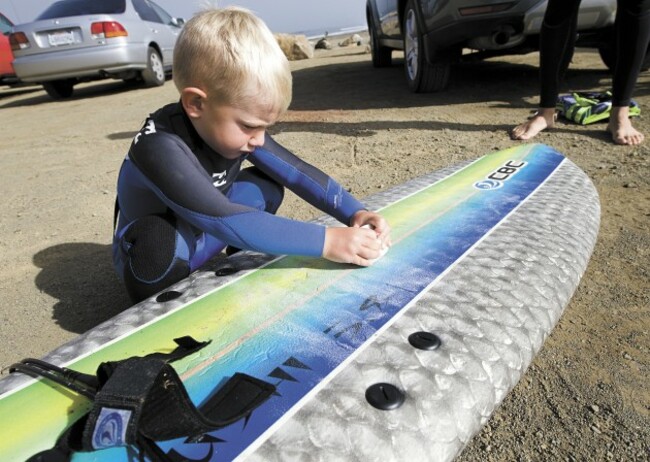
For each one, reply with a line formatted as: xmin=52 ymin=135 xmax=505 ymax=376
xmin=33 ymin=243 xmax=131 ymax=334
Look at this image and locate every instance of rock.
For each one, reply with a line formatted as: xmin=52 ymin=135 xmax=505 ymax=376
xmin=338 ymin=33 xmax=364 ymax=47
xmin=275 ymin=33 xmax=314 ymax=60
xmin=315 ymin=37 xmax=332 ymax=50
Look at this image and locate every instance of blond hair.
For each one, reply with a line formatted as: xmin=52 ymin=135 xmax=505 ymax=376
xmin=173 ymin=7 xmax=292 ymax=113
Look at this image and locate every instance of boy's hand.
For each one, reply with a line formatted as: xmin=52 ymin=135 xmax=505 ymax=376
xmin=323 ymin=227 xmax=385 ymax=266
xmin=322 ymin=211 xmax=391 ymax=266
xmin=350 ymin=210 xmax=391 ymax=249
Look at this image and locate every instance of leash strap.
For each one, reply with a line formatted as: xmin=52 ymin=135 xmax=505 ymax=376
xmin=12 ymin=336 xmax=276 ymax=461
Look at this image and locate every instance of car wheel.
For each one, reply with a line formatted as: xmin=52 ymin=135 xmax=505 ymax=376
xmin=43 ymin=79 xmax=75 ymax=99
xmin=597 ymin=43 xmax=615 ymax=71
xmin=367 ymin=6 xmax=392 ymax=67
xmin=598 ymin=31 xmax=650 ymax=72
xmin=141 ymin=47 xmax=165 ymax=87
xmin=599 ymin=44 xmax=650 ymax=72
xmin=403 ymin=0 xmax=450 ymax=92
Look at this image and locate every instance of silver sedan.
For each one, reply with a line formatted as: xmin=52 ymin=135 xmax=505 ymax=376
xmin=9 ymin=0 xmax=184 ymax=99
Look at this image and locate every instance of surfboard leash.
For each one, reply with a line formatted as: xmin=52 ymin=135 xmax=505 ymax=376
xmin=10 ymin=336 xmax=277 ymax=462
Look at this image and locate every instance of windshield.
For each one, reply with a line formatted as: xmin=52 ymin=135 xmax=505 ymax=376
xmin=37 ymin=0 xmax=126 ymax=20
xmin=0 ymin=13 xmax=13 ymax=35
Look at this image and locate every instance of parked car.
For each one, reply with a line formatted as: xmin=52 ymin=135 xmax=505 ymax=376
xmin=366 ymin=0 xmax=647 ymax=93
xmin=9 ymin=0 xmax=184 ymax=99
xmin=0 ymin=12 xmax=18 ymax=85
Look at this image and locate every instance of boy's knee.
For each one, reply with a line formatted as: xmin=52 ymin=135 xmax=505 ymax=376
xmin=236 ymin=167 xmax=285 ymax=213
xmin=124 ymin=257 xmax=189 ymax=303
xmin=120 ymin=215 xmax=190 ymax=303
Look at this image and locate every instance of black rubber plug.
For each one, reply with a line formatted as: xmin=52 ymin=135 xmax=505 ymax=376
xmin=365 ymin=383 xmax=405 ymax=410
xmin=156 ymin=290 xmax=183 ymax=302
xmin=215 ymin=265 xmax=238 ymax=277
xmin=408 ymin=331 xmax=441 ymax=351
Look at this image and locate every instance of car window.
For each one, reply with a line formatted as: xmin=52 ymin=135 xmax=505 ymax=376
xmin=37 ymin=0 xmax=126 ymax=19
xmin=132 ymin=0 xmax=162 ymax=24
xmin=149 ymin=1 xmax=176 ymax=27
xmin=0 ymin=13 xmax=13 ymax=35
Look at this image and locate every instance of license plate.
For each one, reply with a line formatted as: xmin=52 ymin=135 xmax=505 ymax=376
xmin=48 ymin=30 xmax=75 ymax=46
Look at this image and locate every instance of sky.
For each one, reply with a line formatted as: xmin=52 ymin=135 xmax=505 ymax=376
xmin=0 ymin=0 xmax=367 ymax=36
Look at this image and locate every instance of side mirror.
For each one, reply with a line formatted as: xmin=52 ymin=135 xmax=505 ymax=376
xmin=171 ymin=17 xmax=184 ymax=27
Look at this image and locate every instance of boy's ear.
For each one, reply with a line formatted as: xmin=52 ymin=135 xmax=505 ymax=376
xmin=180 ymin=87 xmax=208 ymax=118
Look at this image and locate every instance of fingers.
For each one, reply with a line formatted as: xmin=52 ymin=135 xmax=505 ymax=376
xmin=323 ymin=226 xmax=388 ymax=266
xmin=354 ymin=246 xmax=389 ymax=267
xmin=359 ymin=226 xmax=388 ymax=252
xmin=354 ymin=228 xmax=388 ymax=265
xmin=325 ymin=212 xmax=392 ymax=266
xmin=359 ymin=214 xmax=391 ymax=249
xmin=375 ymin=221 xmax=393 ymax=253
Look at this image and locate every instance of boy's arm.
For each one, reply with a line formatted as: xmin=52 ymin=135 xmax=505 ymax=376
xmin=124 ymin=134 xmax=326 ymax=257
xmin=249 ymin=135 xmax=366 ymax=225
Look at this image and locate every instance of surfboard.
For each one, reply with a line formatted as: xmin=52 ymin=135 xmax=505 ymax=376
xmin=0 ymin=143 xmax=600 ymax=462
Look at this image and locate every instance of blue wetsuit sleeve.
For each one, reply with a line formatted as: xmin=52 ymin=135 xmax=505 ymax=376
xmin=249 ymin=135 xmax=366 ymax=225
xmin=125 ymin=133 xmax=325 ymax=256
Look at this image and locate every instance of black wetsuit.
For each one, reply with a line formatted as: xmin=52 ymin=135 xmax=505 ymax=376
xmin=539 ymin=0 xmax=650 ymax=108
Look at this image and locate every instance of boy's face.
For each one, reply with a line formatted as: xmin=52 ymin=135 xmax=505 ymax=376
xmin=192 ymin=101 xmax=279 ymax=159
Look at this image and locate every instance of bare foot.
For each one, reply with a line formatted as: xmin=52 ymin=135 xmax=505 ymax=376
xmin=510 ymin=108 xmax=556 ymax=140
xmin=608 ymin=106 xmax=644 ymax=145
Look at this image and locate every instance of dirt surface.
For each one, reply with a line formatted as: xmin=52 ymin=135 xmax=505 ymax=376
xmin=0 ymin=41 xmax=648 ymax=461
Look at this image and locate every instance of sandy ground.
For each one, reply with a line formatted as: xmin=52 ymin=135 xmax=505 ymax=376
xmin=0 ymin=41 xmax=648 ymax=461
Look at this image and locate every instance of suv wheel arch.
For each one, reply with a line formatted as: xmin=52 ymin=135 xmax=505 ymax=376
xmin=367 ymin=4 xmax=392 ymax=67
xmin=402 ymin=0 xmax=450 ymax=92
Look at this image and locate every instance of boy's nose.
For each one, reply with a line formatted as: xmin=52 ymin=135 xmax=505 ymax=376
xmin=249 ymin=130 xmax=265 ymax=147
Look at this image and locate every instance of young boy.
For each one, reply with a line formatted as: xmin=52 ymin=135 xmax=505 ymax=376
xmin=113 ymin=7 xmax=391 ymax=303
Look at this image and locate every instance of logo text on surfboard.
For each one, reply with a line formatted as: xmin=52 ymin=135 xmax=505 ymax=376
xmin=474 ymin=160 xmax=527 ymax=190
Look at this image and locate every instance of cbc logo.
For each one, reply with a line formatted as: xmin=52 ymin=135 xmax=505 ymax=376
xmin=474 ymin=179 xmax=503 ymax=190
xmin=474 ymin=160 xmax=526 ymax=191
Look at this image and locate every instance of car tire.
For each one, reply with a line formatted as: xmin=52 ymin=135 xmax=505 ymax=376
xmin=43 ymin=79 xmax=75 ymax=99
xmin=403 ymin=0 xmax=450 ymax=93
xmin=597 ymin=43 xmax=615 ymax=71
xmin=599 ymin=44 xmax=650 ymax=72
xmin=367 ymin=5 xmax=392 ymax=67
xmin=598 ymin=29 xmax=650 ymax=72
xmin=141 ymin=47 xmax=165 ymax=87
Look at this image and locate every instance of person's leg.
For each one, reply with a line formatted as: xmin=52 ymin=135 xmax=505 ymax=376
xmin=118 ymin=214 xmax=193 ymax=303
xmin=216 ymin=167 xmax=285 ymax=257
xmin=116 ymin=168 xmax=284 ymax=302
xmin=225 ymin=167 xmax=284 ymax=216
xmin=608 ymin=0 xmax=650 ymax=145
xmin=512 ymin=0 xmax=582 ymax=140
